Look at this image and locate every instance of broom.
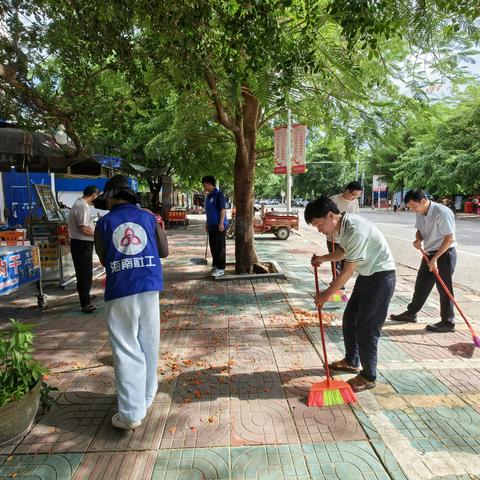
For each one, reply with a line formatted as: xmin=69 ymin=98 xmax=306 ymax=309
xmin=420 ymin=248 xmax=480 ymax=347
xmin=329 ymin=242 xmax=348 ymax=302
xmin=307 ymin=266 xmax=357 ymax=407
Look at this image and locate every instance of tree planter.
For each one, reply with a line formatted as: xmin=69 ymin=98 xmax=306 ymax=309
xmin=0 ymin=380 xmax=41 ymax=445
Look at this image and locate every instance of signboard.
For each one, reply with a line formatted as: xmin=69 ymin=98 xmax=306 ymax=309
xmin=34 ymin=184 xmax=63 ymax=222
xmin=273 ymin=126 xmax=287 ymax=174
xmin=372 ymin=175 xmax=387 ymax=192
xmin=291 ymin=124 xmax=307 ymax=174
xmin=0 ymin=246 xmax=41 ymax=295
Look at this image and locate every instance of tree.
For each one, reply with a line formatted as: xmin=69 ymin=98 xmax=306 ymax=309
xmin=2 ymin=0 xmax=479 ymax=272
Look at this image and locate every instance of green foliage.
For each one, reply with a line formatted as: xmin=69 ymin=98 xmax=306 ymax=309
xmin=366 ymin=84 xmax=480 ymax=196
xmin=293 ymin=133 xmax=356 ymax=199
xmin=0 ymin=319 xmax=47 ymax=407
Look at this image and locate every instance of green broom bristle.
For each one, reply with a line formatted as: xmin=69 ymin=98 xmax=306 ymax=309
xmin=322 ymin=389 xmax=345 ymax=406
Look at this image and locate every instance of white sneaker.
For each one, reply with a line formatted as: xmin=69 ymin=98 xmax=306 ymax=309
xmin=111 ymin=412 xmax=142 ymax=430
xmin=212 ymin=269 xmax=225 ymax=277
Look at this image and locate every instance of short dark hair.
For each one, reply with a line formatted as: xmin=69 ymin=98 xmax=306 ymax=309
xmin=345 ymin=181 xmax=362 ymax=192
xmin=111 ymin=188 xmax=138 ymax=204
xmin=304 ymin=196 xmax=340 ymax=224
xmin=83 ymin=185 xmax=99 ymax=197
xmin=404 ymin=189 xmax=427 ymax=203
xmin=201 ymin=175 xmax=216 ymax=186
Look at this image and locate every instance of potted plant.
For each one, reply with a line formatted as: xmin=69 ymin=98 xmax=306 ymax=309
xmin=0 ymin=319 xmax=48 ymax=445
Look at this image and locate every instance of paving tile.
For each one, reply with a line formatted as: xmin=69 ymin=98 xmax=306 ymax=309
xmin=33 ymin=348 xmax=98 ymax=372
xmin=323 ymin=325 xmax=413 ymax=364
xmin=162 ymin=329 xmax=228 ymax=348
xmin=173 ymin=369 xmax=230 ymax=402
xmin=266 ymin=327 xmax=313 ymax=348
xmin=59 ymin=367 xmax=116 ymax=405
xmin=262 ymin=312 xmax=298 ymax=328
xmin=370 ymin=440 xmax=409 ymax=480
xmin=160 ymin=398 xmax=230 ymax=448
xmin=89 ymin=402 xmax=170 ymax=451
xmin=72 ymin=451 xmax=156 ymax=480
xmin=37 ymin=317 xmax=107 ymax=332
xmin=153 ymin=447 xmax=230 ymax=480
xmin=15 ymin=401 xmax=111 ymax=453
xmin=229 ymin=313 xmax=265 ymax=329
xmin=271 ymin=344 xmax=322 ymax=369
xmin=229 ymin=328 xmax=271 ymax=346
xmin=430 ymin=368 xmax=480 ymax=394
xmin=279 ymin=367 xmax=327 ymax=398
xmin=386 ymin=329 xmax=472 ymax=361
xmin=383 ymin=405 xmax=480 ymax=454
xmin=230 ymin=444 xmax=310 ymax=479
xmin=379 ymin=369 xmax=452 ymax=395
xmin=302 ymin=441 xmax=391 ymax=479
xmin=230 ymin=345 xmax=277 ymax=372
xmin=287 ymin=395 xmax=367 ymax=443
xmin=230 ymin=397 xmax=299 ymax=446
xmin=0 ymin=453 xmax=83 ymax=479
xmin=230 ymin=370 xmax=284 ymax=400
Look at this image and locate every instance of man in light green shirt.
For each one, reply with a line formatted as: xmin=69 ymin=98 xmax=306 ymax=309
xmin=306 ymin=196 xmax=396 ymax=392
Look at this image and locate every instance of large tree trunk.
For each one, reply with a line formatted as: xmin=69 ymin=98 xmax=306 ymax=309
xmin=233 ymin=93 xmax=260 ymax=273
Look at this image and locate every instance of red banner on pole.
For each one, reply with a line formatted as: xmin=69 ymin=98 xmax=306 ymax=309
xmin=291 ymin=124 xmax=306 ymax=174
xmin=273 ymin=126 xmax=287 ymax=174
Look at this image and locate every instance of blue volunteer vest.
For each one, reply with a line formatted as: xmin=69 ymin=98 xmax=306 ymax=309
xmin=97 ymin=203 xmax=163 ymax=301
xmin=206 ymin=188 xmax=228 ymax=228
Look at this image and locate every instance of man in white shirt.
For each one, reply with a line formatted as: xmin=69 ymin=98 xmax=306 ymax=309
xmin=306 ymin=196 xmax=396 ymax=392
xmin=68 ymin=186 xmax=99 ymax=313
xmin=390 ymin=189 xmax=456 ymax=333
xmin=327 ymin=181 xmax=363 ymax=281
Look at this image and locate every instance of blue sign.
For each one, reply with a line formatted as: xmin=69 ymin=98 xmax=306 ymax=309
xmin=0 ymin=246 xmax=41 ymax=295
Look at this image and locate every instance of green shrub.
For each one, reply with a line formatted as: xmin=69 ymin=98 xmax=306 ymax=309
xmin=0 ymin=319 xmax=47 ymax=407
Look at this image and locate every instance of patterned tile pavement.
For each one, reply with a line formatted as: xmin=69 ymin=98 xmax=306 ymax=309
xmin=2 ymin=218 xmax=480 ymax=479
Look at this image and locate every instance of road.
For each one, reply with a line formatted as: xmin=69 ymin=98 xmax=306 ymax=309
xmin=296 ymin=208 xmax=480 ymax=293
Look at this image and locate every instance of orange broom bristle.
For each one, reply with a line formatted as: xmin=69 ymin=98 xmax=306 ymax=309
xmin=307 ymin=378 xmax=357 ymax=407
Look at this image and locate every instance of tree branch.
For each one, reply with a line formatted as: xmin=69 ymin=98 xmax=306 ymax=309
xmin=0 ymin=63 xmax=82 ymax=157
xmin=205 ymin=70 xmax=239 ymax=133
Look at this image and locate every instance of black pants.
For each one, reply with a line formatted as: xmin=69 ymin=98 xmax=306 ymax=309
xmin=326 ymin=240 xmax=344 ymax=282
xmin=407 ymin=248 xmax=456 ymax=324
xmin=70 ymin=239 xmax=94 ymax=308
xmin=343 ymin=270 xmax=396 ymax=382
xmin=208 ymin=229 xmax=226 ymax=269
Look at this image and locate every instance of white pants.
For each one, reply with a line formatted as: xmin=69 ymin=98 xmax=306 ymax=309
xmin=105 ymin=291 xmax=160 ymax=422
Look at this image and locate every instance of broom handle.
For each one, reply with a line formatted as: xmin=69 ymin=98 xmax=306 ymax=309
xmin=420 ymin=248 xmax=476 ymax=334
xmin=331 ymin=240 xmax=337 ymax=280
xmin=314 ymin=266 xmax=332 ymax=380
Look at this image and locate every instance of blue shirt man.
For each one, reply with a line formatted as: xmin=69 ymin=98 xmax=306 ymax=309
xmin=202 ymin=175 xmax=227 ymax=277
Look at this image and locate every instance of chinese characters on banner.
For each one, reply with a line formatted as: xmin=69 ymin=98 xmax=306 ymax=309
xmin=291 ymin=124 xmax=306 ymax=174
xmin=273 ymin=126 xmax=287 ymax=174
xmin=372 ymin=175 xmax=387 ymax=192
xmin=273 ymin=124 xmax=307 ymax=174
xmin=0 ymin=246 xmax=41 ymax=295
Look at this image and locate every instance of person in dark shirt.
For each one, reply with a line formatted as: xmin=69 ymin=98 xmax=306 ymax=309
xmin=202 ymin=175 xmax=228 ymax=277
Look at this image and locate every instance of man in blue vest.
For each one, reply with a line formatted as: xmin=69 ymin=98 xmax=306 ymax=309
xmin=94 ymin=175 xmax=166 ymax=430
xmin=202 ymin=175 xmax=228 ymax=277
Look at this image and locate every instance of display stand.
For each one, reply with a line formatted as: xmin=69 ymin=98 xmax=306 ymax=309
xmin=30 ymin=184 xmax=75 ymax=286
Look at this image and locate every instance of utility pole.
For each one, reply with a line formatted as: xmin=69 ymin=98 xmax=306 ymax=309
xmin=286 ymin=109 xmax=292 ymax=213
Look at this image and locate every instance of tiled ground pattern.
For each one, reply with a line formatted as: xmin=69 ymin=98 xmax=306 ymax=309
xmin=1 ymin=218 xmax=480 ymax=479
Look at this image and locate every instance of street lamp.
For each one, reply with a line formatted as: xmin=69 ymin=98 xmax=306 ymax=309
xmin=54 ymin=125 xmax=68 ymax=145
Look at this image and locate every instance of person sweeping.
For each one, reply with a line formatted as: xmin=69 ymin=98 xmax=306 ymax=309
xmin=305 ymin=196 xmax=396 ymax=392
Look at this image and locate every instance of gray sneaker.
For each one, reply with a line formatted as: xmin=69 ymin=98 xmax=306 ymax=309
xmin=212 ymin=269 xmax=225 ymax=277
